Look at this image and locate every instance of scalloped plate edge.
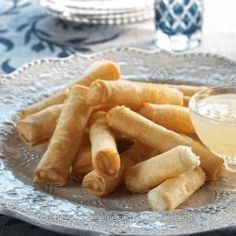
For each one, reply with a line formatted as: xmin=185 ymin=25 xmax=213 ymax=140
xmin=0 ymin=47 xmax=236 ymax=236
xmin=1 ymin=46 xmax=236 ymax=81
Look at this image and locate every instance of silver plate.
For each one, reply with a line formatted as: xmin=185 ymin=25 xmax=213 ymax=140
xmin=0 ymin=47 xmax=236 ymax=235
xmin=40 ymin=0 xmax=154 ymax=25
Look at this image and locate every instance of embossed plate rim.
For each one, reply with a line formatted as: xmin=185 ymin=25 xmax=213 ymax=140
xmin=3 ymin=46 xmax=236 ymax=80
xmin=0 ymin=47 xmax=236 ymax=236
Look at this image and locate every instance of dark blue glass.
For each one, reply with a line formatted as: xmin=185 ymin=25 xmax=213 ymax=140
xmin=155 ymin=0 xmax=203 ymax=36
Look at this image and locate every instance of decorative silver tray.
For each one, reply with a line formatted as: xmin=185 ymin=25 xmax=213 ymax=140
xmin=41 ymin=0 xmax=154 ymax=25
xmin=0 ymin=47 xmax=235 ymax=235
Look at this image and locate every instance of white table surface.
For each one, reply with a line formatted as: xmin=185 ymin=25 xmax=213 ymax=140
xmin=195 ymin=0 xmax=236 ymax=60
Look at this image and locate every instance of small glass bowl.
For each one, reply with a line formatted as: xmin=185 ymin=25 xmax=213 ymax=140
xmin=189 ymin=85 xmax=236 ymax=164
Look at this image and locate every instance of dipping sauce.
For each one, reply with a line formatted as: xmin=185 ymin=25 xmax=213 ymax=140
xmin=190 ymin=94 xmax=236 ymax=157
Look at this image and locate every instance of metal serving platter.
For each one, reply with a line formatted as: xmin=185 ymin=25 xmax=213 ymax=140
xmin=0 ymin=47 xmax=235 ymax=235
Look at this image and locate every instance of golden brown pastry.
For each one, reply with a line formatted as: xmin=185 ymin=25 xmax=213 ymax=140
xmin=124 ymin=145 xmax=200 ymax=193
xmin=156 ymin=83 xmax=207 ymax=96
xmin=107 ymin=106 xmax=224 ymax=180
xmin=86 ymin=80 xmax=183 ymax=109
xmin=148 ymin=167 xmax=206 ymax=211
xmin=139 ymin=103 xmax=195 ymax=134
xmin=89 ymin=112 xmax=120 ymax=175
xmin=34 ymin=85 xmax=92 ymax=186
xmin=16 ymin=104 xmax=63 ymax=146
xmin=82 ymin=142 xmax=157 ymax=197
xmin=19 ymin=60 xmax=120 ymax=119
xmin=183 ymin=96 xmax=191 ymax=107
xmin=72 ymin=132 xmax=93 ymax=180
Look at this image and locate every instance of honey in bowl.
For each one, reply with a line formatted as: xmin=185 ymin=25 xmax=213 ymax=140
xmin=189 ymin=86 xmax=236 ymax=163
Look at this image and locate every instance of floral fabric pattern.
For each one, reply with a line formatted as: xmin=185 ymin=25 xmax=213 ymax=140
xmin=0 ymin=0 xmax=122 ymax=74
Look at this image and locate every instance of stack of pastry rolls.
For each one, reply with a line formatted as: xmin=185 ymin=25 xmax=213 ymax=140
xmin=16 ymin=60 xmax=224 ymax=211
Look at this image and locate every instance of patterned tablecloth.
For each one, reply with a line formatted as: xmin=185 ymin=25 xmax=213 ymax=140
xmin=0 ymin=0 xmax=155 ymax=74
xmin=0 ymin=0 xmax=236 ymax=235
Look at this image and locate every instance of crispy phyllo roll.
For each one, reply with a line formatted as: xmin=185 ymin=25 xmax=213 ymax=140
xmin=72 ymin=132 xmax=93 ymax=180
xmin=107 ymin=106 xmax=224 ymax=180
xmin=82 ymin=142 xmax=157 ymax=197
xmin=34 ymin=85 xmax=92 ymax=186
xmin=19 ymin=60 xmax=120 ymax=119
xmin=148 ymin=167 xmax=206 ymax=211
xmin=157 ymin=83 xmax=207 ymax=97
xmin=89 ymin=112 xmax=120 ymax=175
xmin=86 ymin=80 xmax=183 ymax=109
xmin=124 ymin=146 xmax=200 ymax=193
xmin=17 ymin=104 xmax=63 ymax=146
xmin=139 ymin=104 xmax=195 ymax=134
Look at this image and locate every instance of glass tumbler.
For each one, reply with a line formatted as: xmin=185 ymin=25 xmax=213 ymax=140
xmin=155 ymin=0 xmax=203 ymax=52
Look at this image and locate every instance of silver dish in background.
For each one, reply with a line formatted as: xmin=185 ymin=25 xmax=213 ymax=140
xmin=0 ymin=47 xmax=235 ymax=235
xmin=42 ymin=0 xmax=154 ymax=12
xmin=40 ymin=0 xmax=154 ymax=25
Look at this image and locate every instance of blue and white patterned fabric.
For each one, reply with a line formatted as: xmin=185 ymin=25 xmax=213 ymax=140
xmin=0 ymin=0 xmax=89 ymax=73
xmin=0 ymin=0 xmax=155 ymax=74
xmin=0 ymin=0 xmax=119 ymax=73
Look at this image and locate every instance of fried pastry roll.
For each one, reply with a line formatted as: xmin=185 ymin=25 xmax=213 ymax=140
xmin=19 ymin=60 xmax=120 ymax=119
xmin=124 ymin=146 xmax=200 ymax=193
xmin=107 ymin=106 xmax=224 ymax=180
xmin=139 ymin=104 xmax=195 ymax=134
xmin=82 ymin=142 xmax=157 ymax=197
xmin=16 ymin=104 xmax=63 ymax=146
xmin=148 ymin=167 xmax=206 ymax=211
xmin=34 ymin=85 xmax=92 ymax=186
xmin=82 ymin=167 xmax=124 ymax=197
xmin=157 ymin=84 xmax=207 ymax=97
xmin=72 ymin=129 xmax=135 ymax=181
xmin=72 ymin=132 xmax=93 ymax=180
xmin=89 ymin=112 xmax=120 ymax=175
xmin=183 ymin=96 xmax=191 ymax=107
xmin=86 ymin=80 xmax=183 ymax=109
